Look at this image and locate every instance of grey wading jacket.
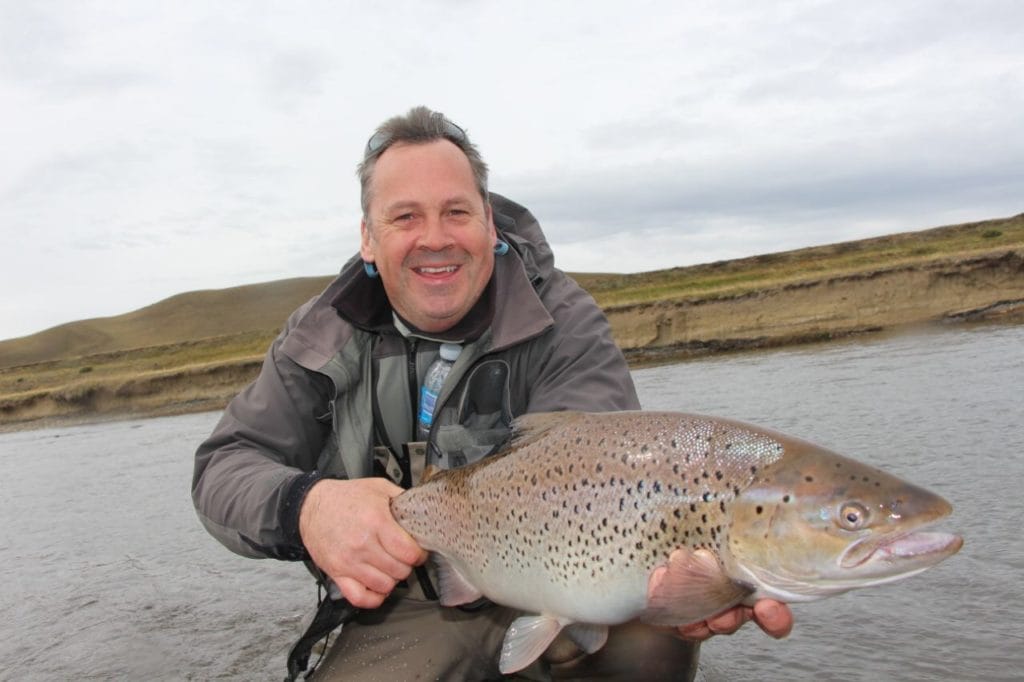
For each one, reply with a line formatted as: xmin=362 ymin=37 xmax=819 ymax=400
xmin=191 ymin=193 xmax=640 ymax=562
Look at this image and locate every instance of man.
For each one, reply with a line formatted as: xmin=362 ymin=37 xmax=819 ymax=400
xmin=192 ymin=106 xmax=792 ymax=680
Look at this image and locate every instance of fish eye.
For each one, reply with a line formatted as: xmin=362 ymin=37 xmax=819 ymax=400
xmin=837 ymin=502 xmax=869 ymax=531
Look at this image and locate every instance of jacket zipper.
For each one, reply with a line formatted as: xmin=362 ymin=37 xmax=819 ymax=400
xmin=405 ymin=337 xmax=419 ymax=441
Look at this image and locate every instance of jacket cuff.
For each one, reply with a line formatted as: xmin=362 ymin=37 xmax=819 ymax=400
xmin=278 ymin=470 xmax=325 ymax=561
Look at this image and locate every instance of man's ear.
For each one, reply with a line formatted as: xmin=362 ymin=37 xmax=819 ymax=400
xmin=485 ymin=203 xmax=497 ymax=240
xmin=359 ymin=218 xmax=374 ymax=262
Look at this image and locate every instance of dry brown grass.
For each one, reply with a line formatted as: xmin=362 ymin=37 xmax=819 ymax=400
xmin=0 ymin=276 xmax=332 ymax=368
xmin=574 ymin=213 xmax=1024 ymax=308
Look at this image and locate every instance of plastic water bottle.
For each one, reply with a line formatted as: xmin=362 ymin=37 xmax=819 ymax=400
xmin=417 ymin=343 xmax=462 ymax=439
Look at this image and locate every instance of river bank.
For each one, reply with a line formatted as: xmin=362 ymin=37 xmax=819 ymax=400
xmin=614 ymin=248 xmax=1024 ymax=364
xmin=2 ymin=209 xmax=1022 ymax=432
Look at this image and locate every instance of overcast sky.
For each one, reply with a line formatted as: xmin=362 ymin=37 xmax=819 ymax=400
xmin=2 ymin=1 xmax=1022 ymax=341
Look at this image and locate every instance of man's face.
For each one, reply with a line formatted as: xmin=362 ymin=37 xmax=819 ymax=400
xmin=360 ymin=139 xmax=496 ymax=334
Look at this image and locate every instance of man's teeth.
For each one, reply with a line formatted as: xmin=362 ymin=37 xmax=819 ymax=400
xmin=417 ymin=265 xmax=458 ymax=274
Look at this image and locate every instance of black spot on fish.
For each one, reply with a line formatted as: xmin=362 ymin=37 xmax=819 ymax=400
xmin=804 ymin=476 xmax=814 ymax=482
xmin=783 ymin=495 xmax=791 ymax=503
xmin=702 ymin=492 xmax=712 ymax=502
xmin=756 ymin=506 xmax=763 ymax=514
xmin=715 ymin=471 xmax=724 ymax=480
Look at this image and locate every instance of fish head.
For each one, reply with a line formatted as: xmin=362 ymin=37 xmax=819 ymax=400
xmin=723 ymin=438 xmax=963 ymax=603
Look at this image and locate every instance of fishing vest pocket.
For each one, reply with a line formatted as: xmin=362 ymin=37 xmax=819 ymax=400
xmin=430 ymin=359 xmax=513 ymax=470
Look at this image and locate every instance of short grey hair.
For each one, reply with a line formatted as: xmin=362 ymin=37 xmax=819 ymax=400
xmin=357 ymin=106 xmax=489 ymax=217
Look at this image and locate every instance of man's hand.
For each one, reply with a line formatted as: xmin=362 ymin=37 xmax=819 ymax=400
xmin=298 ymin=478 xmax=428 ymax=609
xmin=676 ymin=600 xmax=793 ymax=642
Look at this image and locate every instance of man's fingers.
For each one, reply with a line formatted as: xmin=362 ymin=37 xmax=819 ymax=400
xmin=336 ymin=576 xmax=388 ymax=609
xmin=706 ymin=606 xmax=752 ymax=635
xmin=378 ymin=523 xmax=430 ymax=568
xmin=753 ymin=600 xmax=793 ymax=639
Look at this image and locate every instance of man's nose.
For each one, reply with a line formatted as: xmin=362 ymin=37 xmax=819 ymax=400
xmin=418 ymin=214 xmax=452 ymax=250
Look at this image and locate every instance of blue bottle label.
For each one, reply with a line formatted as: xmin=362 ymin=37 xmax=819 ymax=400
xmin=419 ymin=387 xmax=439 ymax=428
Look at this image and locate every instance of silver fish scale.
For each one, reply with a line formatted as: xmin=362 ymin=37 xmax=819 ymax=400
xmin=393 ymin=412 xmax=787 ymax=595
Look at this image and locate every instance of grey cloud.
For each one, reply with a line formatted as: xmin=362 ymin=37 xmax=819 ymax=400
xmin=264 ymin=48 xmax=334 ymax=101
xmin=505 ymin=150 xmax=1024 ymax=244
xmin=0 ymin=4 xmax=156 ymax=97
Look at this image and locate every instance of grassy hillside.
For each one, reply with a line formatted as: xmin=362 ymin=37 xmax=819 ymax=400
xmin=0 ymin=276 xmax=333 ymax=368
xmin=574 ymin=213 xmax=1024 ymax=308
xmin=0 ymin=212 xmax=1021 ymax=430
xmin=3 ymin=213 xmax=1022 ymax=370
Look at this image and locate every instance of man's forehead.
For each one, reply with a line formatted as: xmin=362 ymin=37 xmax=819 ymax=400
xmin=369 ymin=140 xmax=486 ymax=211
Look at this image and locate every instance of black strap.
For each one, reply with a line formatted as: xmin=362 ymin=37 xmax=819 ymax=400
xmin=284 ymin=590 xmax=359 ymax=681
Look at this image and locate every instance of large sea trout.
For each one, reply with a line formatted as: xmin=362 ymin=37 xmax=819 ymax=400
xmin=390 ymin=411 xmax=962 ymax=674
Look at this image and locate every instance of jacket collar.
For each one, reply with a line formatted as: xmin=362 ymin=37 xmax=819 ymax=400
xmin=326 ymin=241 xmax=552 ymax=353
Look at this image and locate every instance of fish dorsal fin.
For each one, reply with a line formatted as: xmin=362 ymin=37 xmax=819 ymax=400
xmin=431 ymin=554 xmax=484 ymax=607
xmin=500 ymin=615 xmax=565 ymax=675
xmin=640 ymin=548 xmax=754 ymax=626
xmin=563 ymin=622 xmax=609 ymax=654
xmin=509 ymin=411 xmax=586 ymax=449
xmin=420 ymin=464 xmax=442 ymax=484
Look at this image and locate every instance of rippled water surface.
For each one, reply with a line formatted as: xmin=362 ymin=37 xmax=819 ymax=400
xmin=1 ymin=324 xmax=1021 ymax=680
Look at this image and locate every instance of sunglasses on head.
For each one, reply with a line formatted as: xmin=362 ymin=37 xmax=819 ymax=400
xmin=364 ymin=117 xmax=468 ymax=157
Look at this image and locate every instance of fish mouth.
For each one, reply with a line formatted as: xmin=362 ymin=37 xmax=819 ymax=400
xmin=841 ymin=525 xmax=963 ymax=575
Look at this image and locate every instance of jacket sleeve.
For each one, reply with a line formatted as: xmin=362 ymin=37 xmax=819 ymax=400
xmin=524 ymin=271 xmax=641 ymax=414
xmin=191 ymin=314 xmax=333 ymax=561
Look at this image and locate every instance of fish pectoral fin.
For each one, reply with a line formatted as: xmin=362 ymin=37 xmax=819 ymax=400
xmin=563 ymin=622 xmax=609 ymax=654
xmin=640 ymin=548 xmax=753 ymax=626
xmin=500 ymin=615 xmax=565 ymax=675
xmin=431 ymin=555 xmax=484 ymax=607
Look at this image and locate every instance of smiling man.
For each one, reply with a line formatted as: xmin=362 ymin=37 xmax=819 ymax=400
xmin=192 ymin=106 xmax=792 ymax=681
xmin=360 ymin=136 xmax=497 ymax=334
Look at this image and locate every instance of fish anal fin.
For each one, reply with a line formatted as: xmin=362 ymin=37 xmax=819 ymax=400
xmin=500 ymin=615 xmax=565 ymax=675
xmin=563 ymin=622 xmax=609 ymax=654
xmin=640 ymin=548 xmax=753 ymax=626
xmin=431 ymin=554 xmax=483 ymax=607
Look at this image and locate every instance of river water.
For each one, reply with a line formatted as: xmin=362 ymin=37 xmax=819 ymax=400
xmin=1 ymin=323 xmax=1021 ymax=681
